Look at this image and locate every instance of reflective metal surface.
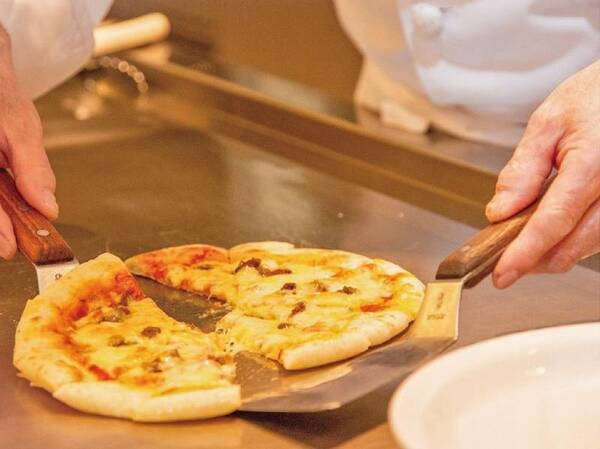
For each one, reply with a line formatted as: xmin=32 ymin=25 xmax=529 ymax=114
xmin=34 ymin=258 xmax=80 ymax=293
xmin=122 ymin=41 xmax=600 ymax=272
xmin=0 ymin=62 xmax=598 ymax=449
xmin=139 ymin=277 xmax=457 ymax=412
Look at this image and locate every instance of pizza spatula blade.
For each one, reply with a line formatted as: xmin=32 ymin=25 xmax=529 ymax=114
xmin=236 ymin=279 xmax=461 ymax=412
xmin=0 ymin=169 xmax=78 ymax=293
xmin=237 ymin=191 xmax=545 ymax=412
xmin=132 ymin=189 xmax=543 ymax=412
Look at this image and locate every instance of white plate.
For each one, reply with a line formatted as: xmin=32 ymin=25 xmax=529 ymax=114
xmin=389 ymin=323 xmax=600 ymax=449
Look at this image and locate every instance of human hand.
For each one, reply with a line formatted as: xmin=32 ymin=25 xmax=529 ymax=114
xmin=486 ymin=60 xmax=600 ymax=289
xmin=0 ymin=27 xmax=58 ymax=259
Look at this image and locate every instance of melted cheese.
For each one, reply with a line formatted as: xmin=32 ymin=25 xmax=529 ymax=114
xmin=127 ymin=244 xmax=424 ymax=364
xmin=71 ymin=298 xmax=234 ymax=393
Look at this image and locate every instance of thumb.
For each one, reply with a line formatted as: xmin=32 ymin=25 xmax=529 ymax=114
xmin=6 ymin=113 xmax=58 ymax=220
xmin=13 ymin=158 xmax=59 ymax=221
xmin=486 ymin=113 xmax=562 ymax=222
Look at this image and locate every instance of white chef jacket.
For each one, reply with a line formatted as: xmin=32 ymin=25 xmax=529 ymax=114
xmin=0 ymin=0 xmax=112 ymax=99
xmin=335 ymin=1 xmax=600 ymax=146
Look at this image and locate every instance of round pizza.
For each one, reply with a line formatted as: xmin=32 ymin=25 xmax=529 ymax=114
xmin=14 ymin=242 xmax=423 ymax=422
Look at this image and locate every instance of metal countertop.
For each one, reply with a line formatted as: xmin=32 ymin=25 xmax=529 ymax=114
xmin=0 ymin=60 xmax=598 ymax=449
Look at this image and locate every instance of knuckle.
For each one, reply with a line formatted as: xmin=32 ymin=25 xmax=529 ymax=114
xmin=544 ymin=203 xmax=580 ymax=233
xmin=496 ymin=160 xmax=524 ymax=189
xmin=547 ymin=252 xmax=578 ymax=273
xmin=496 ymin=160 xmax=546 ymax=194
xmin=529 ymin=104 xmax=564 ymax=132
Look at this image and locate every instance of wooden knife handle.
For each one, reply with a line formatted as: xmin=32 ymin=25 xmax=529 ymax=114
xmin=436 ymin=175 xmax=555 ymax=288
xmin=0 ymin=169 xmax=73 ymax=264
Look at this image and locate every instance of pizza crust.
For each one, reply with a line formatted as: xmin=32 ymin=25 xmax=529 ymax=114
xmin=229 ymin=241 xmax=295 ymax=261
xmin=348 ymin=311 xmax=410 ymax=346
xmin=281 ymin=332 xmax=370 ymax=370
xmin=280 ymin=312 xmax=410 ymax=370
xmin=54 ymin=382 xmax=241 ymax=422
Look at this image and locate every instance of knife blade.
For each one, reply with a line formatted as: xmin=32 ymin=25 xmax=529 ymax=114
xmin=0 ymin=169 xmax=78 ymax=292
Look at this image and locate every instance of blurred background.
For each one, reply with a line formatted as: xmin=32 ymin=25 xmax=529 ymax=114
xmin=109 ymin=0 xmax=363 ymax=101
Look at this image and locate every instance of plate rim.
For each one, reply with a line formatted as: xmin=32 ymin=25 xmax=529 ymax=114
xmin=387 ymin=321 xmax=600 ymax=449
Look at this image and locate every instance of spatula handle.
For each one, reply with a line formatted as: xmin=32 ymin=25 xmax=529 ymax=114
xmin=436 ymin=175 xmax=555 ymax=288
xmin=0 ymin=169 xmax=73 ymax=264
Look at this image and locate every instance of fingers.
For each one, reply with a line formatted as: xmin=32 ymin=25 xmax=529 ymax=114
xmin=493 ymin=149 xmax=600 ymax=288
xmin=535 ymin=197 xmax=600 ymax=273
xmin=5 ymin=104 xmax=58 ymax=221
xmin=12 ymin=158 xmax=58 ymax=221
xmin=0 ymin=205 xmax=16 ymax=259
xmin=486 ymin=111 xmax=562 ymax=223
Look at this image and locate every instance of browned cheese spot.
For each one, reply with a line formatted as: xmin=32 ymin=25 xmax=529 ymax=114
xmin=141 ymin=326 xmax=161 ymax=338
xmin=234 ymin=257 xmax=292 ymax=276
xmin=290 ymin=302 xmax=306 ymax=317
xmin=313 ymin=281 xmax=328 ymax=292
xmin=261 ymin=267 xmax=292 ymax=276
xmin=107 ymin=335 xmax=126 ymax=347
xmin=100 ymin=308 xmax=127 ymax=323
xmin=143 ymin=358 xmax=162 ymax=373
xmin=117 ymin=305 xmax=131 ymax=315
xmin=234 ymin=258 xmax=262 ymax=273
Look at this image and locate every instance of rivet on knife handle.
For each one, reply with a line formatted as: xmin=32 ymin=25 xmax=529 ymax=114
xmin=436 ymin=174 xmax=556 ymax=288
xmin=0 ymin=169 xmax=73 ymax=264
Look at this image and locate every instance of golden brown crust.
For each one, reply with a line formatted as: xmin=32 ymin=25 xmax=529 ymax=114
xmin=229 ymin=241 xmax=295 ymax=262
xmin=281 ymin=332 xmax=371 ymax=370
xmin=54 ymin=383 xmax=241 ymax=422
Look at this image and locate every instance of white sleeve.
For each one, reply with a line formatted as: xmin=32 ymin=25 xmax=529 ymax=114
xmin=0 ymin=0 xmax=113 ymax=99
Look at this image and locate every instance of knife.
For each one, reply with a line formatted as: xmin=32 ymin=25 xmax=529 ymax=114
xmin=0 ymin=169 xmax=78 ymax=292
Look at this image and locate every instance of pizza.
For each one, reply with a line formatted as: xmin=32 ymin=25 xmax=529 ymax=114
xmin=14 ymin=243 xmax=423 ymax=421
xmin=13 ymin=253 xmax=240 ymax=422
xmin=126 ymin=242 xmax=424 ymax=370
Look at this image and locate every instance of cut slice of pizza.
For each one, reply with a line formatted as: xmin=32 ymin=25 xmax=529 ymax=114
xmin=125 ymin=244 xmax=235 ymax=302
xmin=13 ymin=253 xmax=240 ymax=422
xmin=222 ymin=242 xmax=424 ymax=369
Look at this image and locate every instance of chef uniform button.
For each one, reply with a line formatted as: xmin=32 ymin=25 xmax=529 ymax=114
xmin=410 ymin=2 xmax=444 ymax=36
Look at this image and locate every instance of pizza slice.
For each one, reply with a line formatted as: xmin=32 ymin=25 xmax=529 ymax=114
xmin=13 ymin=253 xmax=240 ymax=422
xmin=125 ymin=244 xmax=235 ymax=302
xmin=221 ymin=242 xmax=424 ymax=369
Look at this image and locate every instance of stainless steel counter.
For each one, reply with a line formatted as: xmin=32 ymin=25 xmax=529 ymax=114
xmin=0 ymin=52 xmax=598 ymax=449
